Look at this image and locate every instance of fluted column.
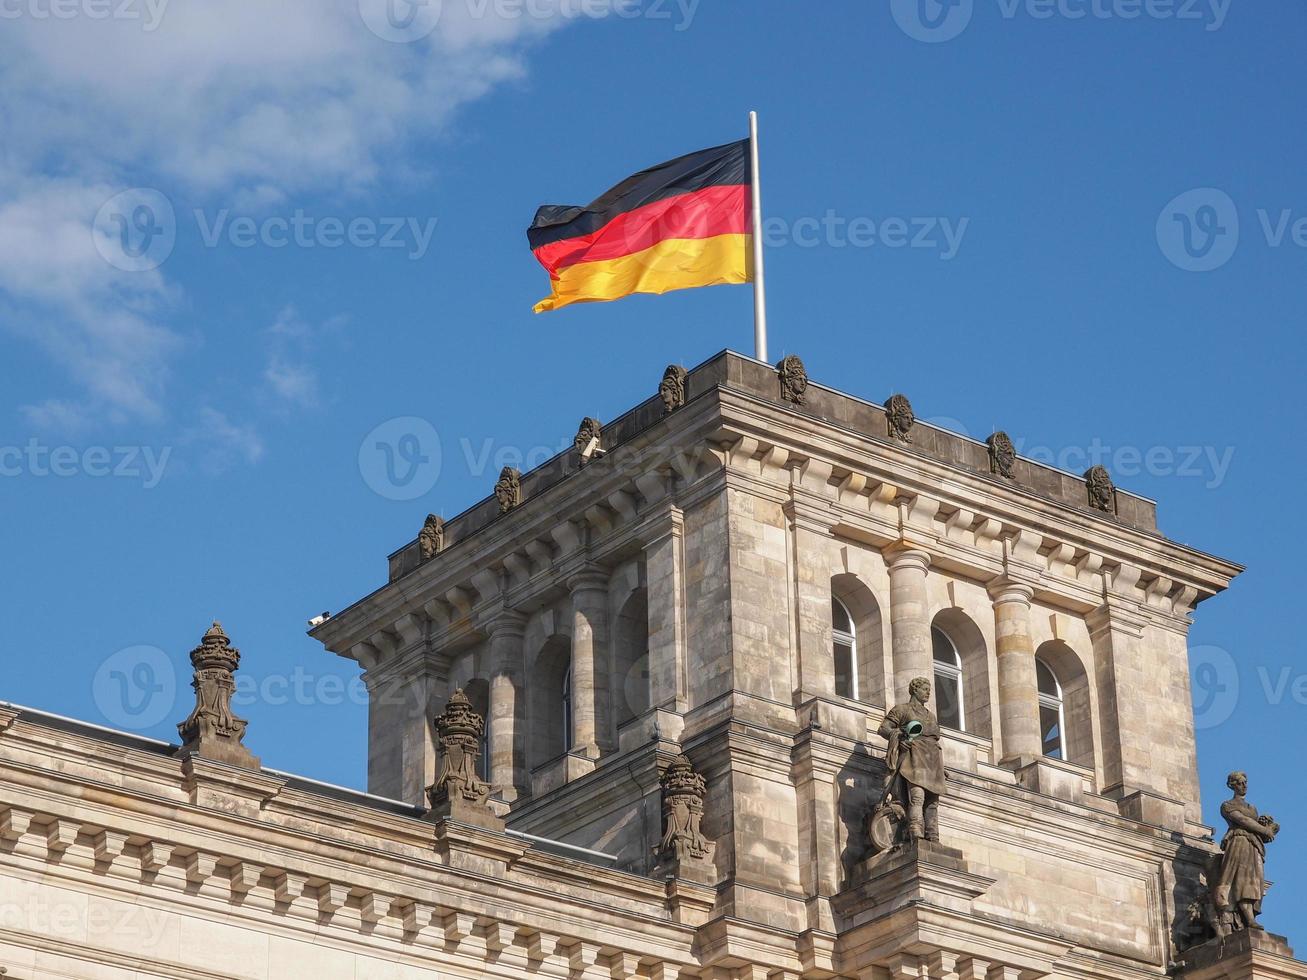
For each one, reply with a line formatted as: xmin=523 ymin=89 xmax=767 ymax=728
xmin=487 ymin=610 xmax=529 ymax=801
xmin=568 ymin=567 xmax=613 ymax=759
xmin=886 ymin=544 xmax=933 ymax=702
xmin=988 ymin=578 xmax=1042 ymax=765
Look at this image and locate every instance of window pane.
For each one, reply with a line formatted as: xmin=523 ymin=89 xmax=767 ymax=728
xmin=1037 ymin=660 xmax=1059 ymax=697
xmin=1041 ymin=703 xmax=1063 ymax=759
xmin=832 ymin=597 xmax=852 ymax=633
xmin=932 ymin=626 xmax=959 ymax=666
xmin=834 ymin=642 xmax=855 ymax=699
xmin=934 ymin=670 xmax=962 ymax=729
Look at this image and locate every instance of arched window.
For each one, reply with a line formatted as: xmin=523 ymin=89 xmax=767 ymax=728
xmin=931 ymin=626 xmax=965 ymax=731
xmin=562 ymin=664 xmax=573 ymax=753
xmin=1037 ymin=659 xmax=1066 ymax=760
xmin=832 ymin=596 xmax=858 ymax=700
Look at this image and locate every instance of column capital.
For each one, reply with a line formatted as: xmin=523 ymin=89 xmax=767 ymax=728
xmin=987 ymin=575 xmax=1035 ymax=606
xmin=566 ymin=564 xmax=610 ymax=595
xmin=482 ymin=608 xmax=528 ymax=639
xmin=641 ymin=503 xmax=685 ymax=548
xmin=884 ymin=540 xmax=932 ymax=573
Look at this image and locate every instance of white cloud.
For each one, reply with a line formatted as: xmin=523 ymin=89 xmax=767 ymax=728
xmin=184 ymin=407 xmax=266 ymax=475
xmin=261 ymin=305 xmax=347 ymax=411
xmin=0 ymin=0 xmax=583 ymax=434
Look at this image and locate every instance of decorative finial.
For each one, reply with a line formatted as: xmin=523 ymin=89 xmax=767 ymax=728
xmin=419 ymin=514 xmax=445 ymax=561
xmin=987 ymin=431 xmax=1016 ymax=480
xmin=776 ymin=354 xmax=808 ymax=405
xmin=574 ymin=417 xmax=604 ymax=467
xmin=659 ymin=364 xmax=688 ymax=414
xmin=884 ymin=394 xmax=915 ymax=443
xmin=176 ymin=621 xmax=259 ymax=768
xmin=654 ymin=753 xmax=715 ymax=883
xmin=426 ymin=690 xmax=502 ymax=830
xmin=494 ymin=467 xmax=522 ymax=514
xmin=1084 ymin=465 xmax=1116 ymax=514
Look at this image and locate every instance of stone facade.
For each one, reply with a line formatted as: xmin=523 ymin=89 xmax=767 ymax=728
xmin=0 ymin=349 xmax=1300 ymax=980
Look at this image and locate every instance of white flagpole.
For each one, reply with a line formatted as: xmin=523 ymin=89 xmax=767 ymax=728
xmin=749 ymin=110 xmax=768 ymax=363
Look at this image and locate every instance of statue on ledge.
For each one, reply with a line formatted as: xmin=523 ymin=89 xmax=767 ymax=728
xmin=1210 ymin=770 xmax=1279 ymax=936
xmin=870 ymin=677 xmax=947 ymax=851
xmin=426 ymin=690 xmax=502 ymax=830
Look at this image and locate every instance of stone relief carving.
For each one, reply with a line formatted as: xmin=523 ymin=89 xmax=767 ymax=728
xmin=494 ymin=467 xmax=522 ymax=514
xmin=418 ymin=514 xmax=445 ymax=561
xmin=573 ymin=417 xmax=603 ymax=466
xmin=1084 ymin=465 xmax=1116 ymax=513
xmin=659 ymin=364 xmax=688 ymax=413
xmin=884 ymin=394 xmax=915 ymax=443
xmin=869 ymin=677 xmax=945 ymax=853
xmin=176 ymin=622 xmax=259 ymax=768
xmin=987 ymin=431 xmax=1016 ymax=479
xmin=654 ymin=754 xmax=716 ymax=882
xmin=776 ymin=354 xmax=808 ymax=405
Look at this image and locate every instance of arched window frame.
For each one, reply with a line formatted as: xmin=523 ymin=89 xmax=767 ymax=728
xmin=832 ymin=595 xmax=859 ymax=701
xmin=1036 ymin=658 xmax=1067 ymax=760
xmin=931 ymin=626 xmax=967 ymax=732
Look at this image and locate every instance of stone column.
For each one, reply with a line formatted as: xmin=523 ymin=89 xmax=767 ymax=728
xmin=487 ymin=610 xmax=528 ymax=802
xmin=568 ymin=567 xmax=613 ymax=759
xmin=644 ymin=506 xmax=687 ymax=712
xmin=886 ymin=545 xmax=933 ymax=702
xmin=988 ymin=578 xmax=1042 ymax=766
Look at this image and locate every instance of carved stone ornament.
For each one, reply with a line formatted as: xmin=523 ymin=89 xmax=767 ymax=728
xmin=659 ymin=364 xmax=688 ymax=414
xmin=655 ymin=754 xmax=715 ymax=882
xmin=776 ymin=354 xmax=808 ymax=405
xmin=573 ymin=417 xmax=603 ymax=466
xmin=176 ymin=622 xmax=259 ymax=768
xmin=884 ymin=394 xmax=915 ymax=443
xmin=987 ymin=431 xmax=1017 ymax=480
xmin=418 ymin=514 xmax=444 ymax=561
xmin=426 ymin=690 xmax=501 ymax=829
xmin=494 ymin=466 xmax=522 ymax=514
xmin=1180 ymin=771 xmax=1281 ymax=946
xmin=1084 ymin=465 xmax=1116 ymax=513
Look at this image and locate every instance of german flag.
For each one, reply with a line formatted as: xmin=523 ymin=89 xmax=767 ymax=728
xmin=528 ymin=139 xmax=752 ymax=313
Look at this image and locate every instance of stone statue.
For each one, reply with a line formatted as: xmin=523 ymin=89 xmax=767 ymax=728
xmin=659 ymin=364 xmax=688 ymax=413
xmin=418 ymin=514 xmax=444 ymax=561
xmin=494 ymin=467 xmax=522 ymax=514
xmin=1209 ymin=770 xmax=1279 ymax=936
xmin=573 ymin=417 xmax=603 ymax=466
xmin=176 ymin=622 xmax=259 ymax=768
xmin=1084 ymin=465 xmax=1116 ymax=513
xmin=870 ymin=677 xmax=946 ymax=850
xmin=987 ymin=431 xmax=1016 ymax=480
xmin=776 ymin=354 xmax=808 ymax=405
xmin=654 ymin=754 xmax=715 ymax=882
xmin=884 ymin=394 xmax=915 ymax=443
xmin=427 ymin=690 xmax=501 ymax=829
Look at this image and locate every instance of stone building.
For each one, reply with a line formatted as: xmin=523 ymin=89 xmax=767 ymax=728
xmin=0 ymin=350 xmax=1300 ymax=980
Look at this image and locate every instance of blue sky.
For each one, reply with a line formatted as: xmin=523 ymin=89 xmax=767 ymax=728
xmin=1 ymin=0 xmax=1302 ymax=936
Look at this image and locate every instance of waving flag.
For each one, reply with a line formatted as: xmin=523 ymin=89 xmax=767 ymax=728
xmin=528 ymin=139 xmax=754 ymax=313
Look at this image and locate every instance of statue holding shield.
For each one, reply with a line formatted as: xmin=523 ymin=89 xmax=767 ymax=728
xmin=869 ymin=676 xmax=947 ymax=851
